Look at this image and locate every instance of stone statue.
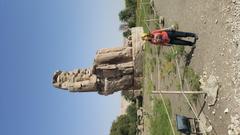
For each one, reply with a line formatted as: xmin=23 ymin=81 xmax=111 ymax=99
xmin=52 ymin=27 xmax=144 ymax=96
xmin=53 ymin=68 xmax=97 ymax=92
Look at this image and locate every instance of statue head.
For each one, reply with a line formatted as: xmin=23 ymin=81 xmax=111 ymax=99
xmin=52 ymin=70 xmax=68 ymax=89
xmin=52 ymin=68 xmax=97 ymax=92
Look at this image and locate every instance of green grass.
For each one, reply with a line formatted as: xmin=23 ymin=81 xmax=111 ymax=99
xmin=164 ymin=51 xmax=176 ymax=62
xmin=143 ymin=46 xmax=155 ymax=95
xmin=184 ymin=67 xmax=200 ymax=91
xmin=175 ymin=80 xmax=181 ymax=91
xmin=173 ymin=46 xmax=185 ymax=56
xmin=164 ymin=46 xmax=185 ymax=62
xmin=184 ymin=67 xmax=201 ymax=103
xmin=144 ymin=55 xmax=154 ymax=73
xmin=144 ymin=43 xmax=153 ymax=55
xmin=190 ymin=94 xmax=199 ymax=103
xmin=150 ymin=98 xmax=174 ymax=135
xmin=137 ymin=1 xmax=177 ymax=134
xmin=153 ymin=15 xmax=160 ymax=29
xmin=156 ymin=45 xmax=161 ymax=55
xmin=136 ymin=0 xmax=152 ymax=31
xmin=161 ymin=61 xmax=176 ymax=75
xmin=145 ymin=79 xmax=154 ymax=95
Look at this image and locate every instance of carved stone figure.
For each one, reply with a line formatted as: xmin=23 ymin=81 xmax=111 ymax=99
xmin=53 ymin=68 xmax=97 ymax=92
xmin=52 ymin=27 xmax=144 ymax=96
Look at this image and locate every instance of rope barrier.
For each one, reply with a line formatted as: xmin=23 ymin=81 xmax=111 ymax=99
xmin=140 ymin=1 xmax=177 ymax=135
xmin=139 ymin=0 xmax=207 ymax=134
xmin=156 ymin=51 xmax=177 ymax=135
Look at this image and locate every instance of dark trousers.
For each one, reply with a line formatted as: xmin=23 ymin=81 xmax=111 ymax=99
xmin=167 ymin=31 xmax=196 ymax=46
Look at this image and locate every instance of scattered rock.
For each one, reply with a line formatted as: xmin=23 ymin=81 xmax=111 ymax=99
xmin=200 ymin=75 xmax=219 ymax=106
xmin=228 ymin=129 xmax=235 ymax=135
xmin=212 ymin=109 xmax=216 ymax=115
xmin=226 ymin=18 xmax=233 ymax=23
xmin=224 ymin=108 xmax=229 ymax=114
xmin=203 ymin=71 xmax=207 ymax=75
xmin=226 ymin=5 xmax=231 ymax=12
xmin=215 ymin=19 xmax=218 ymax=24
xmin=206 ymin=125 xmax=213 ymax=133
xmin=202 ymin=71 xmax=208 ymax=78
xmin=234 ymin=41 xmax=239 ymax=48
xmin=228 ymin=114 xmax=240 ymax=135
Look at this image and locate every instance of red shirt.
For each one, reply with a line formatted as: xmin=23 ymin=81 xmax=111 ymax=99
xmin=150 ymin=30 xmax=170 ymax=45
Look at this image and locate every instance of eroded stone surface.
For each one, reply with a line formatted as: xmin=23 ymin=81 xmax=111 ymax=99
xmin=52 ymin=27 xmax=144 ymax=96
xmin=200 ymin=74 xmax=219 ymax=106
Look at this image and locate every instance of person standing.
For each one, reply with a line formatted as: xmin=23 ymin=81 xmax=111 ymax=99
xmin=141 ymin=29 xmax=198 ymax=46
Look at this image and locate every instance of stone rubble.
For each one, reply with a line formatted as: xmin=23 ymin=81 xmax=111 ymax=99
xmin=228 ymin=114 xmax=240 ymax=135
xmin=225 ymin=1 xmax=240 ymax=134
xmin=224 ymin=108 xmax=229 ymax=114
xmin=200 ymin=74 xmax=219 ymax=106
xmin=229 ymin=0 xmax=240 ymax=106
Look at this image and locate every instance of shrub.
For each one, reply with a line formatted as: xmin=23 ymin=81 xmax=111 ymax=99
xmin=110 ymin=103 xmax=137 ymax=135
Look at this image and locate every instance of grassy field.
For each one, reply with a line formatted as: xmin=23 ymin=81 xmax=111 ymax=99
xmin=136 ymin=0 xmax=152 ymax=30
xmin=150 ymin=99 xmax=174 ymax=135
xmin=136 ymin=1 xmax=175 ymax=135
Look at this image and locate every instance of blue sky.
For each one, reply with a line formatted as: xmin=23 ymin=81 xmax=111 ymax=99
xmin=0 ymin=0 xmax=124 ymax=135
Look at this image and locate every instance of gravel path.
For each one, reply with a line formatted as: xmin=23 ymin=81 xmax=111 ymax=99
xmin=153 ymin=0 xmax=240 ymax=134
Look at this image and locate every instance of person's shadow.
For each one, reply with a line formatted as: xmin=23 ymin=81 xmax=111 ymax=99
xmin=185 ymin=46 xmax=196 ymax=66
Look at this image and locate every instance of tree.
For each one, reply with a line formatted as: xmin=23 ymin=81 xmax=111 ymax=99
xmin=119 ymin=23 xmax=129 ymax=31
xmin=121 ymin=89 xmax=135 ymax=101
xmin=125 ymin=0 xmax=137 ymax=8
xmin=119 ymin=8 xmax=133 ymax=22
xmin=110 ymin=103 xmax=137 ymax=135
xmin=110 ymin=115 xmax=130 ymax=135
xmin=118 ymin=0 xmax=137 ymax=38
xmin=123 ymin=30 xmax=132 ymax=38
xmin=127 ymin=103 xmax=137 ymax=123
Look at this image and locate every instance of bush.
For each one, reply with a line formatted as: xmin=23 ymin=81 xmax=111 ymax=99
xmin=125 ymin=0 xmax=137 ymax=8
xmin=110 ymin=115 xmax=130 ymax=135
xmin=127 ymin=103 xmax=137 ymax=123
xmin=123 ymin=30 xmax=132 ymax=38
xmin=119 ymin=8 xmax=133 ymax=22
xmin=110 ymin=103 xmax=137 ymax=135
xmin=119 ymin=0 xmax=137 ymax=31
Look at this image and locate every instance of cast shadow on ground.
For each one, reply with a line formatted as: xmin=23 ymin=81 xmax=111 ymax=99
xmin=185 ymin=46 xmax=196 ymax=66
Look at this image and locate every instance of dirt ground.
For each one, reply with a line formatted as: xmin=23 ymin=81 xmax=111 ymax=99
xmin=152 ymin=0 xmax=240 ymax=134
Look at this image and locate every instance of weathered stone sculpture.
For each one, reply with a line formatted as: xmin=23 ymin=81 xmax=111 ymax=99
xmin=53 ymin=68 xmax=97 ymax=92
xmin=52 ymin=27 xmax=144 ymax=96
